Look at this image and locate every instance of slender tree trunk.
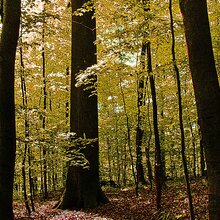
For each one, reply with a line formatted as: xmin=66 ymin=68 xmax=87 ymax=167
xmin=115 ymin=120 xmax=121 ymax=185
xmin=147 ymin=42 xmax=163 ymax=212
xmin=142 ymin=0 xmax=163 ymax=209
xmin=160 ymin=107 xmax=166 ymax=184
xmin=28 ymin=148 xmax=35 ymax=212
xmin=41 ymin=8 xmax=48 ymax=200
xmin=122 ymin=143 xmax=127 ymax=186
xmin=169 ymin=1 xmax=195 ymax=219
xmin=21 ymin=143 xmax=31 ymax=215
xmin=20 ymin=46 xmax=31 ymax=215
xmin=66 ymin=67 xmax=70 ymax=124
xmin=179 ymin=0 xmax=220 ymax=219
xmin=145 ymin=81 xmax=153 ymax=189
xmin=198 ymin=126 xmax=206 ymax=177
xmin=0 ymin=0 xmax=21 ymax=219
xmin=136 ymin=43 xmax=147 ymax=186
xmin=20 ymin=46 xmax=35 ymax=211
xmin=119 ymin=77 xmax=137 ymax=195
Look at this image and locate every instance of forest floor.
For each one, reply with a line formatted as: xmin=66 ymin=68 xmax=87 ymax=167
xmin=14 ymin=178 xmax=208 ymax=220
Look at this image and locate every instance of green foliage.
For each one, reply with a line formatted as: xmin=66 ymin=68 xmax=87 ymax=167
xmin=13 ymin=0 xmax=219 ymax=197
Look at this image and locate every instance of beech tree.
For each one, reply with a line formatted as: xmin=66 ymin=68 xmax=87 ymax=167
xmin=57 ymin=0 xmax=108 ymax=209
xmin=179 ymin=0 xmax=220 ymax=219
xmin=0 ymin=0 xmax=21 ymax=219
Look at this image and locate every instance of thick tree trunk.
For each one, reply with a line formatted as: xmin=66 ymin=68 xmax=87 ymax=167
xmin=0 ymin=0 xmax=21 ymax=219
xmin=58 ymin=0 xmax=108 ymax=209
xmin=179 ymin=0 xmax=220 ymax=219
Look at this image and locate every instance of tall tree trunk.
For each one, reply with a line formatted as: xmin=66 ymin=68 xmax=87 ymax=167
xmin=20 ymin=45 xmax=35 ymax=212
xmin=115 ymin=120 xmax=120 ymax=185
xmin=41 ymin=6 xmax=48 ymax=200
xmin=28 ymin=148 xmax=35 ymax=212
xmin=169 ymin=1 xmax=195 ymax=219
xmin=160 ymin=106 xmax=167 ymax=184
xmin=119 ymin=76 xmax=137 ymax=195
xmin=179 ymin=0 xmax=220 ymax=219
xmin=147 ymin=42 xmax=163 ymax=212
xmin=66 ymin=67 xmax=70 ymax=124
xmin=0 ymin=0 xmax=21 ymax=219
xmin=21 ymin=143 xmax=31 ymax=215
xmin=142 ymin=0 xmax=163 ymax=208
xmin=58 ymin=0 xmax=108 ymax=209
xmin=136 ymin=43 xmax=147 ymax=186
xmin=145 ymin=81 xmax=153 ymax=189
xmin=122 ymin=143 xmax=127 ymax=186
xmin=20 ymin=46 xmax=31 ymax=215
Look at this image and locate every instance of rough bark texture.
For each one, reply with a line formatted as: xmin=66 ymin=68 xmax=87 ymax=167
xmin=58 ymin=0 xmax=108 ymax=209
xmin=0 ymin=0 xmax=21 ymax=219
xmin=179 ymin=0 xmax=220 ymax=219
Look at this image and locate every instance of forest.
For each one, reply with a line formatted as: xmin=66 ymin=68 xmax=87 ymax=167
xmin=0 ymin=0 xmax=219 ymax=219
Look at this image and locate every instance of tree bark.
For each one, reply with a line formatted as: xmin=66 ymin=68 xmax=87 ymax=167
xmin=119 ymin=76 xmax=137 ymax=194
xmin=20 ymin=46 xmax=31 ymax=215
xmin=169 ymin=1 xmax=195 ymax=219
xmin=41 ymin=5 xmax=48 ymax=200
xmin=0 ymin=0 xmax=21 ymax=219
xmin=58 ymin=0 xmax=108 ymax=209
xmin=199 ymin=126 xmax=206 ymax=177
xmin=147 ymin=42 xmax=163 ymax=212
xmin=20 ymin=45 xmax=35 ymax=212
xmin=136 ymin=42 xmax=147 ymax=186
xmin=179 ymin=0 xmax=220 ymax=219
xmin=65 ymin=67 xmax=70 ymax=124
xmin=145 ymin=81 xmax=153 ymax=189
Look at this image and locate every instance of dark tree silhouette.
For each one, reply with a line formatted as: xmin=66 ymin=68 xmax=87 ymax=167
xmin=0 ymin=0 xmax=21 ymax=219
xmin=147 ymin=42 xmax=163 ymax=212
xmin=57 ymin=0 xmax=108 ymax=209
xmin=180 ymin=0 xmax=220 ymax=219
xmin=169 ymin=0 xmax=195 ymax=219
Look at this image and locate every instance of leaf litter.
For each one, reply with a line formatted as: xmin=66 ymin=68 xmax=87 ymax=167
xmin=14 ymin=178 xmax=208 ymax=219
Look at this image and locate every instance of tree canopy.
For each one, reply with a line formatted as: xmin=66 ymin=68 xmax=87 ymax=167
xmin=0 ymin=0 xmax=219 ymax=219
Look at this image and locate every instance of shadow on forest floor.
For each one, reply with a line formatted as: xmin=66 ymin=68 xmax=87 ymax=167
xmin=14 ymin=178 xmax=208 ymax=220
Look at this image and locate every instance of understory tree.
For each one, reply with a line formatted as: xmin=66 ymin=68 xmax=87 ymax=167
xmin=169 ymin=0 xmax=194 ymax=219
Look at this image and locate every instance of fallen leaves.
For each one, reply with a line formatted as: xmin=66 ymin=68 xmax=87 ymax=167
xmin=14 ymin=178 xmax=208 ymax=219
